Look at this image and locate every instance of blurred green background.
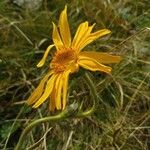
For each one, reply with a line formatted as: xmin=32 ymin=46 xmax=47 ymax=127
xmin=0 ymin=0 xmax=150 ymax=149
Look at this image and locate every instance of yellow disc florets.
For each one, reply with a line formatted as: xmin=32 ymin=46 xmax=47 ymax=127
xmin=51 ymin=48 xmax=79 ymax=73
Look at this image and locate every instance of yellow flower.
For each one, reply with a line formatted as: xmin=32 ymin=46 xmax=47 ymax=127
xmin=27 ymin=6 xmax=121 ymax=111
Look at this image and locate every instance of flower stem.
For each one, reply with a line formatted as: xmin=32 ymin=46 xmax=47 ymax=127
xmin=14 ymin=72 xmax=98 ymax=150
xmin=77 ymin=72 xmax=98 ymax=117
xmin=14 ymin=110 xmax=67 ymax=150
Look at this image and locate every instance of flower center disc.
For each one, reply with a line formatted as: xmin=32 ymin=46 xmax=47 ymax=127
xmin=51 ymin=49 xmax=78 ymax=73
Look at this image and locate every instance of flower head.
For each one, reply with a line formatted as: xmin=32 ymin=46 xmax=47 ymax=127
xmin=27 ymin=6 xmax=121 ymax=111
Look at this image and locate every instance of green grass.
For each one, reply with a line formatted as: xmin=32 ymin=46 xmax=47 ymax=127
xmin=0 ymin=0 xmax=150 ymax=149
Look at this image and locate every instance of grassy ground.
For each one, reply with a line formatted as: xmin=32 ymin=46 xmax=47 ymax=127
xmin=0 ymin=0 xmax=150 ymax=149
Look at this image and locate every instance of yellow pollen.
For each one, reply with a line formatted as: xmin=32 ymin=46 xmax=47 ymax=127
xmin=51 ymin=49 xmax=78 ymax=73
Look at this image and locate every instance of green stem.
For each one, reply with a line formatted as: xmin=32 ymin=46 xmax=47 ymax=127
xmin=14 ymin=72 xmax=98 ymax=150
xmin=77 ymin=72 xmax=98 ymax=117
xmin=14 ymin=111 xmax=67 ymax=150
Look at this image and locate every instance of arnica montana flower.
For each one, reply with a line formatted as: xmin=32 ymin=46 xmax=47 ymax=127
xmin=27 ymin=6 xmax=121 ymax=111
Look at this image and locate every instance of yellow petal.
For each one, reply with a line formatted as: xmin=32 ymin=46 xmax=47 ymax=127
xmin=37 ymin=45 xmax=54 ymax=67
xmin=27 ymin=71 xmax=53 ymax=105
xmin=78 ymin=29 xmax=111 ymax=50
xmin=75 ymin=24 xmax=96 ymax=51
xmin=59 ymin=5 xmax=71 ymax=48
xmin=80 ymin=51 xmax=122 ymax=64
xmin=32 ymin=74 xmax=56 ymax=108
xmin=62 ymin=70 xmax=70 ymax=110
xmin=52 ymin=22 xmax=64 ymax=50
xmin=78 ymin=56 xmax=112 ymax=74
xmin=72 ymin=21 xmax=89 ymax=49
xmin=55 ymin=74 xmax=63 ymax=110
xmin=49 ymin=89 xmax=56 ymax=111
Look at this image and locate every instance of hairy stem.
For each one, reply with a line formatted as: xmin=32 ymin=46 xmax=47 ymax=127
xmin=77 ymin=72 xmax=98 ymax=117
xmin=14 ymin=111 xmax=67 ymax=150
xmin=15 ymin=72 xmax=98 ymax=150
